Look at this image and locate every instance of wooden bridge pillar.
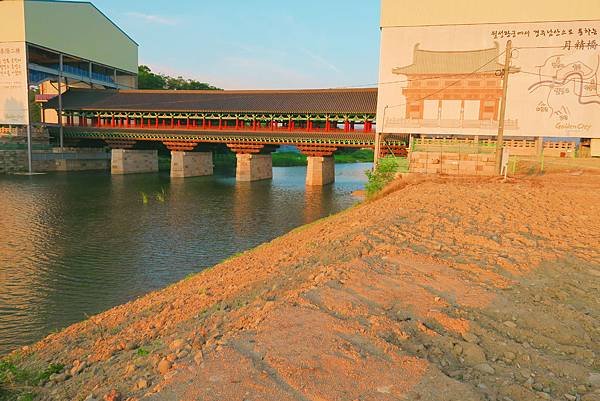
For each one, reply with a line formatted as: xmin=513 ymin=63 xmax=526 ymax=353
xmin=111 ymin=149 xmax=158 ymax=175
xmin=306 ymin=156 xmax=335 ymax=186
xmin=170 ymin=151 xmax=213 ymax=178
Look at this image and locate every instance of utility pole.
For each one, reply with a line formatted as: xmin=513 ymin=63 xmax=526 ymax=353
xmin=58 ymin=54 xmax=64 ymax=149
xmin=25 ymin=44 xmax=33 ymax=174
xmin=495 ymin=40 xmax=512 ymax=175
xmin=374 ymin=105 xmax=388 ymax=169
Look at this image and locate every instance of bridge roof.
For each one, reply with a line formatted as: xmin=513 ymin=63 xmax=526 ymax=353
xmin=50 ymin=88 xmax=378 ymax=114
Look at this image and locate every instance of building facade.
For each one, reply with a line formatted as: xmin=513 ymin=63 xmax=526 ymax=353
xmin=377 ymin=0 xmax=600 ymax=155
xmin=0 ymin=0 xmax=138 ymax=126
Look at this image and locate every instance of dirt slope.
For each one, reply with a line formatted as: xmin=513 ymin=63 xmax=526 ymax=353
xmin=5 ymin=172 xmax=600 ymax=401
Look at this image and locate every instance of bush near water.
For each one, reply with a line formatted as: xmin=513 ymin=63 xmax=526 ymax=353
xmin=365 ymin=156 xmax=406 ymax=197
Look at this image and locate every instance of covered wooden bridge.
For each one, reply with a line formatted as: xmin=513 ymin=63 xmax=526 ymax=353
xmin=45 ymin=88 xmax=406 ymax=185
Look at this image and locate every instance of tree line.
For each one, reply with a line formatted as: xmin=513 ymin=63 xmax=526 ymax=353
xmin=138 ymin=65 xmax=221 ymax=91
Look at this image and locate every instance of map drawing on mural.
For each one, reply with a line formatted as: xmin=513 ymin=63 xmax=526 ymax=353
xmin=529 ymin=54 xmax=600 ymax=129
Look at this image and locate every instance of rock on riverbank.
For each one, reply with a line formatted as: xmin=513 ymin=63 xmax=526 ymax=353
xmin=3 ymin=172 xmax=600 ymax=401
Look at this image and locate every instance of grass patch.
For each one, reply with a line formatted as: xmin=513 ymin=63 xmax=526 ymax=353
xmin=221 ymin=252 xmax=244 ymax=264
xmin=272 ymin=149 xmax=375 ymax=166
xmin=334 ymin=149 xmax=374 ymax=163
xmin=136 ymin=348 xmax=150 ymax=357
xmin=272 ymin=152 xmax=307 ymax=166
xmin=155 ymin=187 xmax=167 ymax=203
xmin=0 ymin=358 xmax=64 ymax=401
xmin=183 ymin=271 xmax=198 ymax=281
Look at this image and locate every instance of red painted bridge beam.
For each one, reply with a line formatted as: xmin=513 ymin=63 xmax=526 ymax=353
xmin=63 ymin=113 xmax=376 ymax=134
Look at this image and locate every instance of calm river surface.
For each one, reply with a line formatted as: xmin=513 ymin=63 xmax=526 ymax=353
xmin=0 ymin=163 xmax=370 ymax=355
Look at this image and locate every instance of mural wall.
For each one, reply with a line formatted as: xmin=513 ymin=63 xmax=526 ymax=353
xmin=377 ymin=21 xmax=600 ymax=138
xmin=0 ymin=42 xmax=28 ymax=125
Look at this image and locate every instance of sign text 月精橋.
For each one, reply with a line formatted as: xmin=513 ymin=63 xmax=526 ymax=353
xmin=0 ymin=42 xmax=28 ymax=125
xmin=377 ymin=20 xmax=600 ymax=138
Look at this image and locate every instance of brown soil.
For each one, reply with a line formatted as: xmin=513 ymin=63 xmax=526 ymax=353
xmin=6 ymin=171 xmax=600 ymax=401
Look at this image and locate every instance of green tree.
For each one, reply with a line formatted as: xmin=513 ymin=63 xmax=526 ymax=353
xmin=28 ymin=88 xmax=41 ymax=123
xmin=137 ymin=65 xmax=166 ymax=89
xmin=137 ymin=65 xmax=221 ymax=91
xmin=365 ymin=157 xmax=400 ymax=197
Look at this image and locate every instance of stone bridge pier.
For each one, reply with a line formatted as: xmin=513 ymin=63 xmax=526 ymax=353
xmin=170 ymin=151 xmax=213 ymax=178
xmin=298 ymin=145 xmax=337 ymax=186
xmin=108 ymin=141 xmax=158 ymax=175
xmin=306 ymin=156 xmax=335 ymax=186
xmin=105 ymin=139 xmax=340 ymax=186
xmin=163 ymin=141 xmax=213 ymax=178
xmin=236 ymin=154 xmax=273 ymax=181
xmin=228 ymin=144 xmax=275 ymax=182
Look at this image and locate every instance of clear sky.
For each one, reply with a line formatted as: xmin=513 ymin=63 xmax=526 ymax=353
xmin=91 ymin=0 xmax=381 ymax=90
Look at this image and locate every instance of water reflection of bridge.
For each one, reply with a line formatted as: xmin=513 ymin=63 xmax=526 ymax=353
xmin=46 ymin=88 xmax=407 ymax=186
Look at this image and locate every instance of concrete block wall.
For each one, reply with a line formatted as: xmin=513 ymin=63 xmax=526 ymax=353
xmin=0 ymin=149 xmax=110 ymax=173
xmin=0 ymin=150 xmax=28 ymax=174
xmin=409 ymin=151 xmax=496 ymax=176
xmin=504 ymin=140 xmax=539 ymax=156
xmin=543 ymin=141 xmax=576 ymax=158
xmin=53 ymin=158 xmax=109 ymax=171
xmin=0 ymin=127 xmax=49 ymax=146
xmin=591 ymin=139 xmax=600 ymax=157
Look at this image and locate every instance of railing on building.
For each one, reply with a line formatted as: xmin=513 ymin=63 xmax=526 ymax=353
xmin=412 ymin=137 xmax=497 ymax=154
xmin=0 ymin=127 xmax=51 ymax=150
xmin=29 ymin=63 xmax=116 ymax=84
xmin=389 ymin=118 xmax=519 ymax=130
xmin=411 ymin=137 xmax=576 ymax=156
xmin=0 ymin=126 xmax=47 ymax=138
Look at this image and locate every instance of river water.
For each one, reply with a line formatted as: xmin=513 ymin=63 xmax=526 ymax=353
xmin=0 ymin=163 xmax=370 ymax=356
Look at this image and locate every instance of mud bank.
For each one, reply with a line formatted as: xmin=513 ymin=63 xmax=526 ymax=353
xmin=3 ymin=172 xmax=600 ymax=401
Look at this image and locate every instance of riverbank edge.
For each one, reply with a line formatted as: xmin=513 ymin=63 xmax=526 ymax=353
xmin=0 ymin=183 xmax=366 ymax=355
xmin=2 ymin=171 xmax=597 ymax=400
xmin=0 ymin=189 xmax=366 ymax=400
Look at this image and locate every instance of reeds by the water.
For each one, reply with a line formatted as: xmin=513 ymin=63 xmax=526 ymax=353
xmin=140 ymin=188 xmax=168 ymax=204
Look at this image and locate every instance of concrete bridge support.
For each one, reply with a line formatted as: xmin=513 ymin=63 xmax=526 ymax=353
xmin=111 ymin=149 xmax=158 ymax=175
xmin=170 ymin=151 xmax=213 ymax=178
xmin=306 ymin=156 xmax=335 ymax=186
xmin=236 ymin=153 xmax=272 ymax=182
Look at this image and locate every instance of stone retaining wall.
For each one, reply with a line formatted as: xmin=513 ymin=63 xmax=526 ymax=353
xmin=0 ymin=149 xmax=110 ymax=174
xmin=409 ymin=151 xmax=497 ymax=176
xmin=0 ymin=150 xmax=28 ymax=174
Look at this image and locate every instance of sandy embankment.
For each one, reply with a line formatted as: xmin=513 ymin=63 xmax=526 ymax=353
xmin=4 ymin=172 xmax=600 ymax=401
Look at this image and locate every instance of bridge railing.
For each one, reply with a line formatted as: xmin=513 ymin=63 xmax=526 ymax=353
xmin=62 ymin=119 xmax=377 ymax=134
